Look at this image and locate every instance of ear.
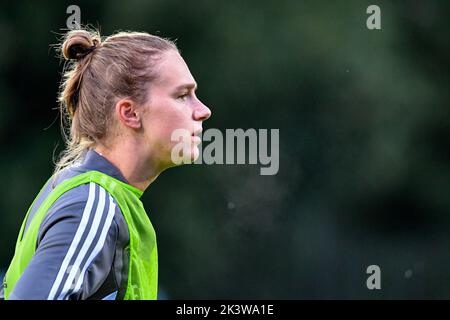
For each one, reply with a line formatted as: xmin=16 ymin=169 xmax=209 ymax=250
xmin=115 ymin=98 xmax=141 ymax=129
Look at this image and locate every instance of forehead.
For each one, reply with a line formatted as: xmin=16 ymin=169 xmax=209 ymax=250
xmin=154 ymin=50 xmax=195 ymax=89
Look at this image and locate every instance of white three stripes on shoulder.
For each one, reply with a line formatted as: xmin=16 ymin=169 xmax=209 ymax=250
xmin=47 ymin=182 xmax=97 ymax=300
xmin=56 ymin=185 xmax=107 ymax=300
xmin=71 ymin=195 xmax=116 ymax=296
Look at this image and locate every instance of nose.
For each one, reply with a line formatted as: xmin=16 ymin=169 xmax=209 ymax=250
xmin=193 ymin=99 xmax=212 ymax=121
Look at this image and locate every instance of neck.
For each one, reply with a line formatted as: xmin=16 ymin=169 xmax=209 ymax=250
xmin=94 ymin=141 xmax=163 ymax=192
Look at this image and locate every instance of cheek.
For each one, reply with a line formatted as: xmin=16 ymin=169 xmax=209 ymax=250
xmin=146 ymin=101 xmax=192 ymax=145
xmin=160 ymin=115 xmax=191 ymax=146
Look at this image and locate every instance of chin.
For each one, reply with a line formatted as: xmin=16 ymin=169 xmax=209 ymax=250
xmin=168 ymin=140 xmax=200 ymax=166
xmin=191 ymin=146 xmax=200 ymax=162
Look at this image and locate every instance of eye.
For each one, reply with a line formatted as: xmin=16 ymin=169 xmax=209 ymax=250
xmin=178 ymin=93 xmax=189 ymax=101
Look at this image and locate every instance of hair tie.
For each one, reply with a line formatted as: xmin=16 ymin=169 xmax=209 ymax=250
xmin=87 ymin=43 xmax=97 ymax=53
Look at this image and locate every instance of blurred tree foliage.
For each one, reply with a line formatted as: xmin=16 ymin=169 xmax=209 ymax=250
xmin=0 ymin=0 xmax=449 ymax=298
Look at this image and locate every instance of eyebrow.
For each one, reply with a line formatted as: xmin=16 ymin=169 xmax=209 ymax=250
xmin=174 ymin=82 xmax=198 ymax=91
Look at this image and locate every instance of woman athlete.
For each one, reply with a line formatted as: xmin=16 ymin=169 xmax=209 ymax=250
xmin=0 ymin=28 xmax=211 ymax=300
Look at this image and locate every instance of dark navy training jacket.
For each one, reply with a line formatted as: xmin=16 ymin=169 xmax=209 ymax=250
xmin=1 ymin=149 xmax=131 ymax=300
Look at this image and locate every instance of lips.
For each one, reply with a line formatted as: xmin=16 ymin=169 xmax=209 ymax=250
xmin=191 ymin=129 xmax=202 ymax=144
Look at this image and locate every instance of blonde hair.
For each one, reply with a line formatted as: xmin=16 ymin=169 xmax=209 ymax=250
xmin=54 ymin=28 xmax=177 ymax=178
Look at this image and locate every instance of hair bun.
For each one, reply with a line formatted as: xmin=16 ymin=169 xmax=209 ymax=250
xmin=61 ymin=29 xmax=101 ymax=60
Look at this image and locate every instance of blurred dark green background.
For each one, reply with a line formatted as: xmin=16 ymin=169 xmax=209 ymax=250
xmin=0 ymin=0 xmax=449 ymax=299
